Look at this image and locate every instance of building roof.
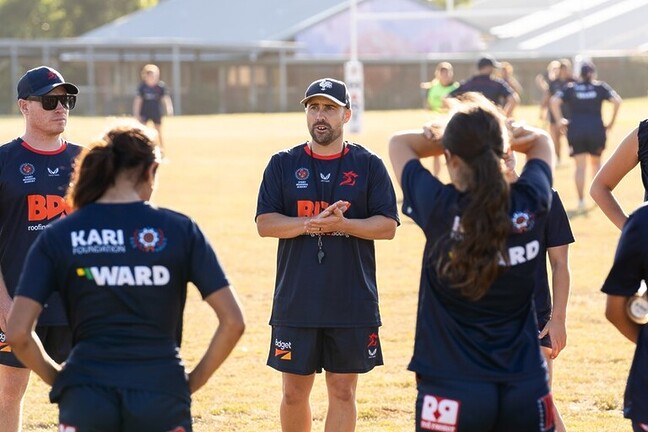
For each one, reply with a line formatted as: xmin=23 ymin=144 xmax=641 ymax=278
xmin=487 ymin=0 xmax=648 ymax=56
xmin=79 ymin=0 xmax=483 ymax=57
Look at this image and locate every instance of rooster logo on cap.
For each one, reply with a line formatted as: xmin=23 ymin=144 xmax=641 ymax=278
xmin=319 ymin=80 xmax=333 ymax=91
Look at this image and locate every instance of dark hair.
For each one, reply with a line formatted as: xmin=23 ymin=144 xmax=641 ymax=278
xmin=436 ymin=94 xmax=511 ymax=300
xmin=67 ymin=124 xmax=160 ymax=209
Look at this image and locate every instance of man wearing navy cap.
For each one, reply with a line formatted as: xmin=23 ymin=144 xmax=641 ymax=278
xmin=0 ymin=66 xmax=81 ymax=431
xmin=256 ymin=77 xmax=399 ymax=431
xmin=449 ymin=55 xmax=519 ymax=117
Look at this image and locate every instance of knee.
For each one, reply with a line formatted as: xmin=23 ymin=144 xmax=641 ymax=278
xmin=327 ymin=381 xmax=356 ymax=403
xmin=282 ymin=383 xmax=310 ymax=406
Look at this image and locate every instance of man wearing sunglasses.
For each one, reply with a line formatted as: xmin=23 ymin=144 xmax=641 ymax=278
xmin=0 ymin=66 xmax=81 ymax=432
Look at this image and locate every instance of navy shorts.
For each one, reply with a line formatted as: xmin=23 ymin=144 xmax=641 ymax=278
xmin=140 ymin=111 xmax=162 ymax=125
xmin=0 ymin=325 xmax=71 ymax=368
xmin=567 ymin=126 xmax=606 ymax=156
xmin=415 ymin=374 xmax=554 ymax=432
xmin=267 ymin=326 xmax=383 ymax=375
xmin=58 ymin=384 xmax=191 ymax=432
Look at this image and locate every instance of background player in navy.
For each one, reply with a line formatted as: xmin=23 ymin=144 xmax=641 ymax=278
xmin=6 ymin=124 xmax=245 ymax=432
xmin=132 ymin=63 xmax=174 ymax=151
xmin=601 ymin=203 xmax=648 ymax=431
xmin=449 ymin=55 xmax=519 ymax=117
xmin=591 ymin=119 xmax=648 ymax=230
xmin=550 ymin=61 xmax=622 ymax=211
xmin=256 ymin=78 xmax=399 ymax=432
xmin=0 ymin=66 xmax=80 ymax=432
xmin=389 ymin=93 xmax=556 ymax=432
xmin=505 ymin=151 xmax=574 ymax=432
xmin=539 ymin=59 xmax=575 ymax=166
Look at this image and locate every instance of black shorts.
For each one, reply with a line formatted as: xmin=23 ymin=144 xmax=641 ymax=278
xmin=58 ymin=384 xmax=191 ymax=432
xmin=415 ymin=374 xmax=554 ymax=432
xmin=267 ymin=326 xmax=383 ymax=375
xmin=0 ymin=325 xmax=71 ymax=368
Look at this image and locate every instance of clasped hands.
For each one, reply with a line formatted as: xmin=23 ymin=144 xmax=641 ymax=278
xmin=304 ymin=200 xmax=350 ymax=234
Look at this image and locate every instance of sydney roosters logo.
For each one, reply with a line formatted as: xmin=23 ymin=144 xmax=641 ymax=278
xmin=47 ymin=71 xmax=58 ymax=80
xmin=339 ymin=171 xmax=358 ymax=186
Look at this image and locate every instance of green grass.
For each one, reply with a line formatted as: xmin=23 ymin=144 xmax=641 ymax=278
xmin=1 ymin=97 xmax=646 ymax=431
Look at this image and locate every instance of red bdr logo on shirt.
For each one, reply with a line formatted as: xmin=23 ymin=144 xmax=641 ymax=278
xmin=420 ymin=394 xmax=460 ymax=432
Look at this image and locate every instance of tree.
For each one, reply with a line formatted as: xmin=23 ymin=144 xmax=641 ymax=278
xmin=0 ymin=0 xmax=158 ymax=38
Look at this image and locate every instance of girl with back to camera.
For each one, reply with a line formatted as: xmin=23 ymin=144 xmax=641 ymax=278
xmin=7 ymin=124 xmax=244 ymax=432
xmin=389 ymin=93 xmax=556 ymax=432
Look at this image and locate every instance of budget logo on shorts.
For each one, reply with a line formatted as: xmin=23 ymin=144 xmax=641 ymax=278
xmin=274 ymin=339 xmax=292 ymax=360
xmin=0 ymin=331 xmax=11 ymax=353
xmin=420 ymin=394 xmax=460 ymax=432
xmin=131 ymin=227 xmax=167 ymax=252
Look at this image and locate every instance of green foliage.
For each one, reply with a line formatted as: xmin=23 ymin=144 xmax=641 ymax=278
xmin=0 ymin=0 xmax=158 ymax=38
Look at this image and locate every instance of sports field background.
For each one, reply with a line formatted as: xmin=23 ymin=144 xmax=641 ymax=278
xmin=0 ymin=97 xmax=646 ymax=431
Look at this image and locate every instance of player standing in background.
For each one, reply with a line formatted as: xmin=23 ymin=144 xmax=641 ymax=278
xmin=449 ymin=55 xmax=519 ymax=117
xmin=420 ymin=61 xmax=459 ymax=175
xmin=550 ymin=61 xmax=622 ymax=211
xmin=133 ymin=64 xmax=174 ymax=151
xmin=498 ymin=61 xmax=523 ymax=115
xmin=600 ymin=202 xmax=648 ymax=431
xmin=0 ymin=66 xmax=80 ymax=432
xmin=389 ymin=93 xmax=556 ymax=432
xmin=590 ymin=120 xmax=648 ymax=230
xmin=7 ymin=124 xmax=245 ymax=432
xmin=256 ymin=77 xmax=399 ymax=432
xmin=540 ymin=59 xmax=575 ymax=166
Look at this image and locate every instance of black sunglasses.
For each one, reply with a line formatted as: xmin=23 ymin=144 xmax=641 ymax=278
xmin=26 ymin=94 xmax=77 ymax=111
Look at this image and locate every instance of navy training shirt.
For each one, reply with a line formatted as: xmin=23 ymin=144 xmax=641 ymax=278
xmin=601 ymin=203 xmax=648 ymax=423
xmin=449 ymin=74 xmax=515 ymax=107
xmin=15 ymin=201 xmax=229 ymax=402
xmin=555 ymin=80 xmax=617 ymax=128
xmin=0 ymin=138 xmax=81 ymax=324
xmin=137 ymin=81 xmax=167 ymax=118
xmin=256 ymin=142 xmax=399 ymax=327
xmin=402 ymin=158 xmax=552 ymax=381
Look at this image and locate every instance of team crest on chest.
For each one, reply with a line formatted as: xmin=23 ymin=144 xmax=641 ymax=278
xmin=19 ymin=163 xmax=36 ymax=184
xmin=511 ymin=211 xmax=535 ymax=233
xmin=130 ymin=227 xmax=167 ymax=252
xmin=295 ymin=167 xmax=309 ymax=189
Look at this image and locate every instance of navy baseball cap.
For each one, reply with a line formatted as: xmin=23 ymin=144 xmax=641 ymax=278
xmin=300 ymin=78 xmax=350 ymax=108
xmin=477 ymin=55 xmax=501 ymax=69
xmin=17 ymin=66 xmax=79 ymax=100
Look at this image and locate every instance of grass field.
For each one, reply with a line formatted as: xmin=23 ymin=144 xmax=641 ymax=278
xmin=1 ymin=98 xmax=646 ymax=431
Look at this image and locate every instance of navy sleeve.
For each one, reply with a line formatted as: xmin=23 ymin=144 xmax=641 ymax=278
xmin=400 ymin=159 xmax=444 ymax=229
xmin=255 ymin=154 xmax=284 ymax=219
xmin=517 ymin=159 xmax=553 ymax=213
xmin=601 ymin=206 xmax=648 ymax=296
xmin=14 ymin=230 xmax=57 ymax=305
xmin=187 ymin=220 xmax=230 ymax=299
xmin=367 ymin=155 xmax=400 ymax=224
xmin=545 ymin=191 xmax=575 ymax=248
